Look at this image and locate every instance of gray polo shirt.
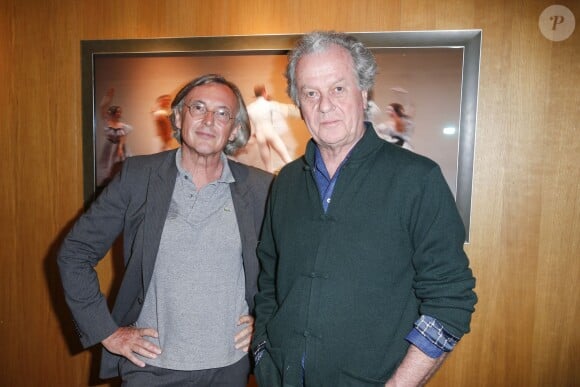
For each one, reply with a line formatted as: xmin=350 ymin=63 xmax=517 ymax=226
xmin=135 ymin=150 xmax=248 ymax=370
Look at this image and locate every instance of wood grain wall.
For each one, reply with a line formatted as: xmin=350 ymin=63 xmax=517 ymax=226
xmin=1 ymin=0 xmax=578 ymax=386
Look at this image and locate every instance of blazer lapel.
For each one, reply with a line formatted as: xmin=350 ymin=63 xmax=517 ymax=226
xmin=229 ymin=160 xmax=253 ymax=243
xmin=228 ymin=160 xmax=260 ymax=311
xmin=141 ymin=151 xmax=178 ymax=289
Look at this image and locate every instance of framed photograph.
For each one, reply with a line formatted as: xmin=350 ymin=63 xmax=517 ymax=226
xmin=81 ymin=30 xmax=481 ymax=240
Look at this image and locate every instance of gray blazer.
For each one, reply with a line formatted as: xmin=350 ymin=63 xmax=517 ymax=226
xmin=58 ymin=149 xmax=272 ymax=379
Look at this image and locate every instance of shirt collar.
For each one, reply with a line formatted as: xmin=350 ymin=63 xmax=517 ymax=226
xmin=175 ymin=148 xmax=235 ymax=184
xmin=313 ymin=144 xmax=353 ymax=181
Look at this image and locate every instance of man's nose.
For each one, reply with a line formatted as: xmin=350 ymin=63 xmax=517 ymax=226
xmin=318 ymin=93 xmax=335 ymax=113
xmin=203 ymin=110 xmax=216 ymax=125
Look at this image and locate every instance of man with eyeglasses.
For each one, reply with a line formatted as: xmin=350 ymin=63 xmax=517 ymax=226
xmin=58 ymin=74 xmax=272 ymax=386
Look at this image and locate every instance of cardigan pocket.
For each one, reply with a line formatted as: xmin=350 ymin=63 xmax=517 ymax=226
xmin=255 ymin=346 xmax=303 ymax=387
xmin=337 ymin=368 xmax=388 ymax=387
xmin=254 ymin=349 xmax=282 ymax=386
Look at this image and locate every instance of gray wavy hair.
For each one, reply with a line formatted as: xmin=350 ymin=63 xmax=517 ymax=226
xmin=170 ymin=74 xmax=250 ymax=155
xmin=286 ymin=31 xmax=377 ymax=106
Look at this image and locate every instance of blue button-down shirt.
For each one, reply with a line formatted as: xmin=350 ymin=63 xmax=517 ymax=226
xmin=312 ymin=146 xmax=349 ymax=213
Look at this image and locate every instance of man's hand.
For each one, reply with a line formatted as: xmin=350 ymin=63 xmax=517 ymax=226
xmin=101 ymin=326 xmax=161 ymax=368
xmin=234 ymin=315 xmax=254 ymax=352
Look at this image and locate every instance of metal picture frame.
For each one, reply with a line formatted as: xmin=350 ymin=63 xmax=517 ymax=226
xmin=81 ymin=30 xmax=481 ymax=240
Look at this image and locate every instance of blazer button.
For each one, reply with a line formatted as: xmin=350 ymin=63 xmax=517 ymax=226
xmin=138 ymin=297 xmax=144 ymax=304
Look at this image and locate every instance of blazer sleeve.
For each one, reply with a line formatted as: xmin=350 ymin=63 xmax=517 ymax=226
xmin=57 ymin=161 xmax=134 ymax=348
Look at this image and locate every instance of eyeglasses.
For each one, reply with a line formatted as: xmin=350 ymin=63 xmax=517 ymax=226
xmin=184 ymin=102 xmax=234 ymax=124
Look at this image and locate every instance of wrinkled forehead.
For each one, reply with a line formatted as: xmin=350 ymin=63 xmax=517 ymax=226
xmin=295 ymin=45 xmax=357 ymax=86
xmin=185 ymin=83 xmax=238 ymax=110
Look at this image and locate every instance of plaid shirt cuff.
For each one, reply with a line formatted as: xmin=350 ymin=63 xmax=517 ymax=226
xmin=405 ymin=315 xmax=459 ymax=358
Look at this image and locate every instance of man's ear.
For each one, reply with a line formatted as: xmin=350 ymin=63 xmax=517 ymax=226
xmin=173 ymin=108 xmax=182 ymax=130
xmin=362 ymin=90 xmax=368 ymax=109
xmin=229 ymin=124 xmax=240 ymax=141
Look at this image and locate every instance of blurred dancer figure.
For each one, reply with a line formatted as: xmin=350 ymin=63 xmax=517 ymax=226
xmin=152 ymin=94 xmax=179 ymax=152
xmin=98 ymin=87 xmax=133 ymax=187
xmin=246 ymin=85 xmax=300 ymax=172
xmin=384 ymin=102 xmax=415 ymax=150
xmin=370 ymin=87 xmax=415 ymax=150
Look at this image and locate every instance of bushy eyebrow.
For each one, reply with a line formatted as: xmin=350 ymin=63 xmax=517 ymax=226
xmin=186 ymin=100 xmax=232 ymax=111
xmin=299 ymin=78 xmax=347 ymax=91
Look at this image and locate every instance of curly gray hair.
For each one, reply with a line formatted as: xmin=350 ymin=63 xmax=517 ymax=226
xmin=286 ymin=31 xmax=377 ymax=106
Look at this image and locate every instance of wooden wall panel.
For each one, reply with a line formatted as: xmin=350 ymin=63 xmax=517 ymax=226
xmin=0 ymin=0 xmax=578 ymax=386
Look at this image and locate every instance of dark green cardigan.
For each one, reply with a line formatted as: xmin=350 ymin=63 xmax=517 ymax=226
xmin=254 ymin=125 xmax=477 ymax=386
